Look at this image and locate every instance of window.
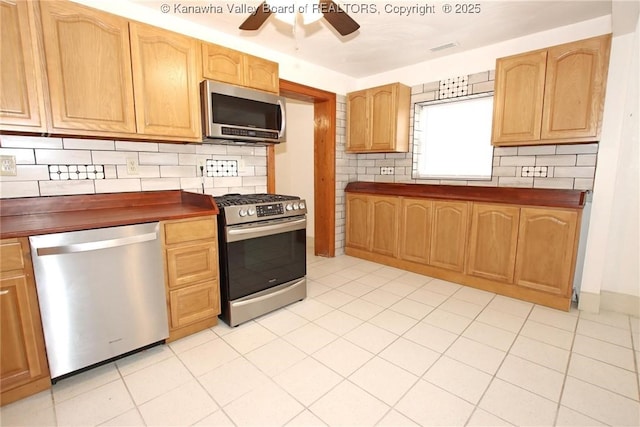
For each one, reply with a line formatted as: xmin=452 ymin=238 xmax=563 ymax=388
xmin=413 ymin=95 xmax=494 ymax=180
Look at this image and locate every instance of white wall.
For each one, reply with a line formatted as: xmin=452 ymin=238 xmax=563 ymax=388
xmin=72 ymin=0 xmax=357 ymax=95
xmin=275 ymin=100 xmax=315 ymax=237
xmin=580 ymin=9 xmax=640 ymax=311
xmin=358 ymin=16 xmax=611 ymax=88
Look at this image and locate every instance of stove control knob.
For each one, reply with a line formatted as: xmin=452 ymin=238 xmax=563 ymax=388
xmin=299 ymin=202 xmax=306 ymax=210
xmin=248 ymin=207 xmax=256 ymax=216
xmin=293 ymin=202 xmax=300 ymax=210
xmin=239 ymin=209 xmax=247 ymax=217
xmin=285 ymin=203 xmax=293 ymax=211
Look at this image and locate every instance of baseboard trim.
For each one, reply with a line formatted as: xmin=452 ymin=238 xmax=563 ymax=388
xmin=579 ymin=290 xmax=640 ymax=316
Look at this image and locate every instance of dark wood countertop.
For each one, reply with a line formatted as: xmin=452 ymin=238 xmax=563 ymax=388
xmin=0 ymin=191 xmax=219 ymax=239
xmin=345 ymin=182 xmax=587 ymax=209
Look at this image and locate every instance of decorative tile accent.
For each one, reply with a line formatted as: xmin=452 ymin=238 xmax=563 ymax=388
xmin=521 ymin=166 xmax=548 ymax=178
xmin=439 ymin=76 xmax=469 ymax=99
xmin=48 ymin=164 xmax=105 ymax=180
xmin=207 ymin=159 xmax=238 ymax=177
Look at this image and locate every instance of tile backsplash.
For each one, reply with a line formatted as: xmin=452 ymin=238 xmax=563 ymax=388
xmin=0 ymin=135 xmax=267 ymax=198
xmin=350 ymin=70 xmax=598 ymax=191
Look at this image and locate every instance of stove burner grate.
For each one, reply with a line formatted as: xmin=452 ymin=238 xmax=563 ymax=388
xmin=214 ymin=193 xmax=300 ymax=207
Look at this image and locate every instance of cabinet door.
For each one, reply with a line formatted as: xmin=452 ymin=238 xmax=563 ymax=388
xmin=0 ymin=239 xmax=48 ymax=395
xmin=244 ymin=55 xmax=279 ymax=93
xmin=345 ymin=194 xmax=371 ymax=250
xmin=467 ymin=203 xmax=519 ymax=282
xmin=166 ymin=242 xmax=218 ymax=289
xmin=0 ymin=0 xmax=46 ymax=132
xmin=515 ymin=207 xmax=578 ymax=295
xmin=169 ymin=281 xmax=219 ymax=328
xmin=201 ymin=43 xmax=243 ymax=86
xmin=130 ymin=23 xmax=201 ymax=139
xmin=346 ymin=90 xmax=369 ymax=152
xmin=369 ymin=85 xmax=396 ymax=151
xmin=541 ymin=35 xmax=611 ymax=140
xmin=492 ymin=50 xmax=547 ymax=144
xmin=40 ymin=1 xmax=136 ymax=133
xmin=430 ymin=201 xmax=469 ymax=272
xmin=370 ymin=196 xmax=400 ymax=257
xmin=399 ymin=198 xmax=432 ymax=264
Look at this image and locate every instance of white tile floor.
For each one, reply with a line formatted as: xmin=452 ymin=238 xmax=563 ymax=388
xmin=2 ymin=248 xmax=640 ymax=426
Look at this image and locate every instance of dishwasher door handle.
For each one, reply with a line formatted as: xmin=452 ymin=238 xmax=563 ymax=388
xmin=36 ymin=231 xmax=158 ymax=256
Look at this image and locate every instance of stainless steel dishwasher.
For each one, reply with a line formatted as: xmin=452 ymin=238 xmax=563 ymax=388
xmin=29 ymin=222 xmax=168 ymax=380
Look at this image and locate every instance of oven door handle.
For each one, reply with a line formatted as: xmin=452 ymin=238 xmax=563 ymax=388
xmin=226 ymin=217 xmax=306 ymax=242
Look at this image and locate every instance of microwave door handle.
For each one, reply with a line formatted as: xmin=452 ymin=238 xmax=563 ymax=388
xmin=278 ymin=99 xmax=286 ymax=138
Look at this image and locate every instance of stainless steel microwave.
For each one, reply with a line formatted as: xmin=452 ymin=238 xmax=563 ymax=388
xmin=201 ymin=80 xmax=286 ymax=144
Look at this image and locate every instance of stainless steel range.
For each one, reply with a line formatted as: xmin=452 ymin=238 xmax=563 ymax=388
xmin=214 ymin=193 xmax=307 ymax=326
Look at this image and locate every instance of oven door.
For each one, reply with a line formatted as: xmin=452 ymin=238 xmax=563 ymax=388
xmin=224 ymin=216 xmax=306 ymax=301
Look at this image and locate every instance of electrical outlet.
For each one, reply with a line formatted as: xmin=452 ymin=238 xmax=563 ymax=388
xmin=197 ymin=158 xmax=207 ymax=176
xmin=126 ymin=157 xmax=139 ymax=175
xmin=381 ymin=166 xmax=395 ymax=175
xmin=0 ymin=155 xmax=17 ymax=176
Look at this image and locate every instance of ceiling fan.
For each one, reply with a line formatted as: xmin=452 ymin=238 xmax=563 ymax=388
xmin=239 ymin=0 xmax=360 ymax=36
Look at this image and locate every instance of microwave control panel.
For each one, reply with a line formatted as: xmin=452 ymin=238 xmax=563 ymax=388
xmin=221 ymin=127 xmax=278 ymax=140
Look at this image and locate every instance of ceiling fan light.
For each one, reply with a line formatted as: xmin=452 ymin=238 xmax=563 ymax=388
xmin=301 ymin=10 xmax=323 ymax=24
xmin=273 ymin=11 xmax=296 ymax=25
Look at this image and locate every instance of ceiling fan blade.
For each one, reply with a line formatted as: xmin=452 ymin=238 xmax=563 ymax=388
xmin=239 ymin=1 xmax=272 ymax=30
xmin=319 ymin=0 xmax=360 ymax=36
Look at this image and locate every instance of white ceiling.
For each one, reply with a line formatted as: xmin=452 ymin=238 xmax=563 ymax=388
xmin=130 ymin=0 xmax=612 ymax=78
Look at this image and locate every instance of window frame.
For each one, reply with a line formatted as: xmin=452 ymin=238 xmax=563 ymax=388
xmin=412 ymin=92 xmax=495 ymax=181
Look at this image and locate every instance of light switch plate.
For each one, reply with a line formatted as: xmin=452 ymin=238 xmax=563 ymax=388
xmin=0 ymin=155 xmax=17 ymax=176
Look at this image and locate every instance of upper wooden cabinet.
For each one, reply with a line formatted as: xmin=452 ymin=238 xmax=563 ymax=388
xmin=201 ymin=43 xmax=279 ymax=93
xmin=541 ymin=36 xmax=611 ymax=141
xmin=347 ymin=83 xmax=411 ymax=153
xmin=467 ymin=203 xmax=520 ymax=283
xmin=130 ymin=23 xmax=201 ymax=139
xmin=492 ymin=34 xmax=611 ymax=146
xmin=40 ymin=0 xmax=137 ymax=134
xmin=515 ymin=207 xmax=578 ymax=296
xmin=0 ymin=238 xmax=50 ymax=405
xmin=3 ymin=0 xmax=230 ymax=141
xmin=0 ymin=0 xmax=46 ymax=132
xmin=491 ymin=51 xmax=547 ymax=143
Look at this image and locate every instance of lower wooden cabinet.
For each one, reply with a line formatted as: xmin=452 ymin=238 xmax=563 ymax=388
xmin=429 ymin=201 xmax=468 ymax=272
xmin=370 ymin=196 xmax=400 ymax=257
xmin=345 ymin=194 xmax=400 ymax=257
xmin=0 ymin=238 xmax=50 ymax=405
xmin=169 ymin=282 xmax=219 ymax=329
xmin=161 ymin=216 xmax=220 ymax=341
xmin=345 ymin=193 xmax=371 ymax=251
xmin=515 ymin=207 xmax=578 ymax=296
xmin=345 ymin=192 xmax=582 ymax=310
xmin=399 ymin=198 xmax=432 ymax=264
xmin=467 ymin=203 xmax=520 ymax=282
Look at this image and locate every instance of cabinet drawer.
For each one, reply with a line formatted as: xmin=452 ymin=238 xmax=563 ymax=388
xmin=0 ymin=240 xmax=25 ymax=272
xmin=169 ymin=281 xmax=219 ymax=328
xmin=166 ymin=242 xmax=217 ymax=288
xmin=164 ymin=217 xmax=216 ymax=245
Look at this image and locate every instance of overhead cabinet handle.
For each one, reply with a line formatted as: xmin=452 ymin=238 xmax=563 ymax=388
xmin=35 ymin=232 xmax=158 ymax=256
